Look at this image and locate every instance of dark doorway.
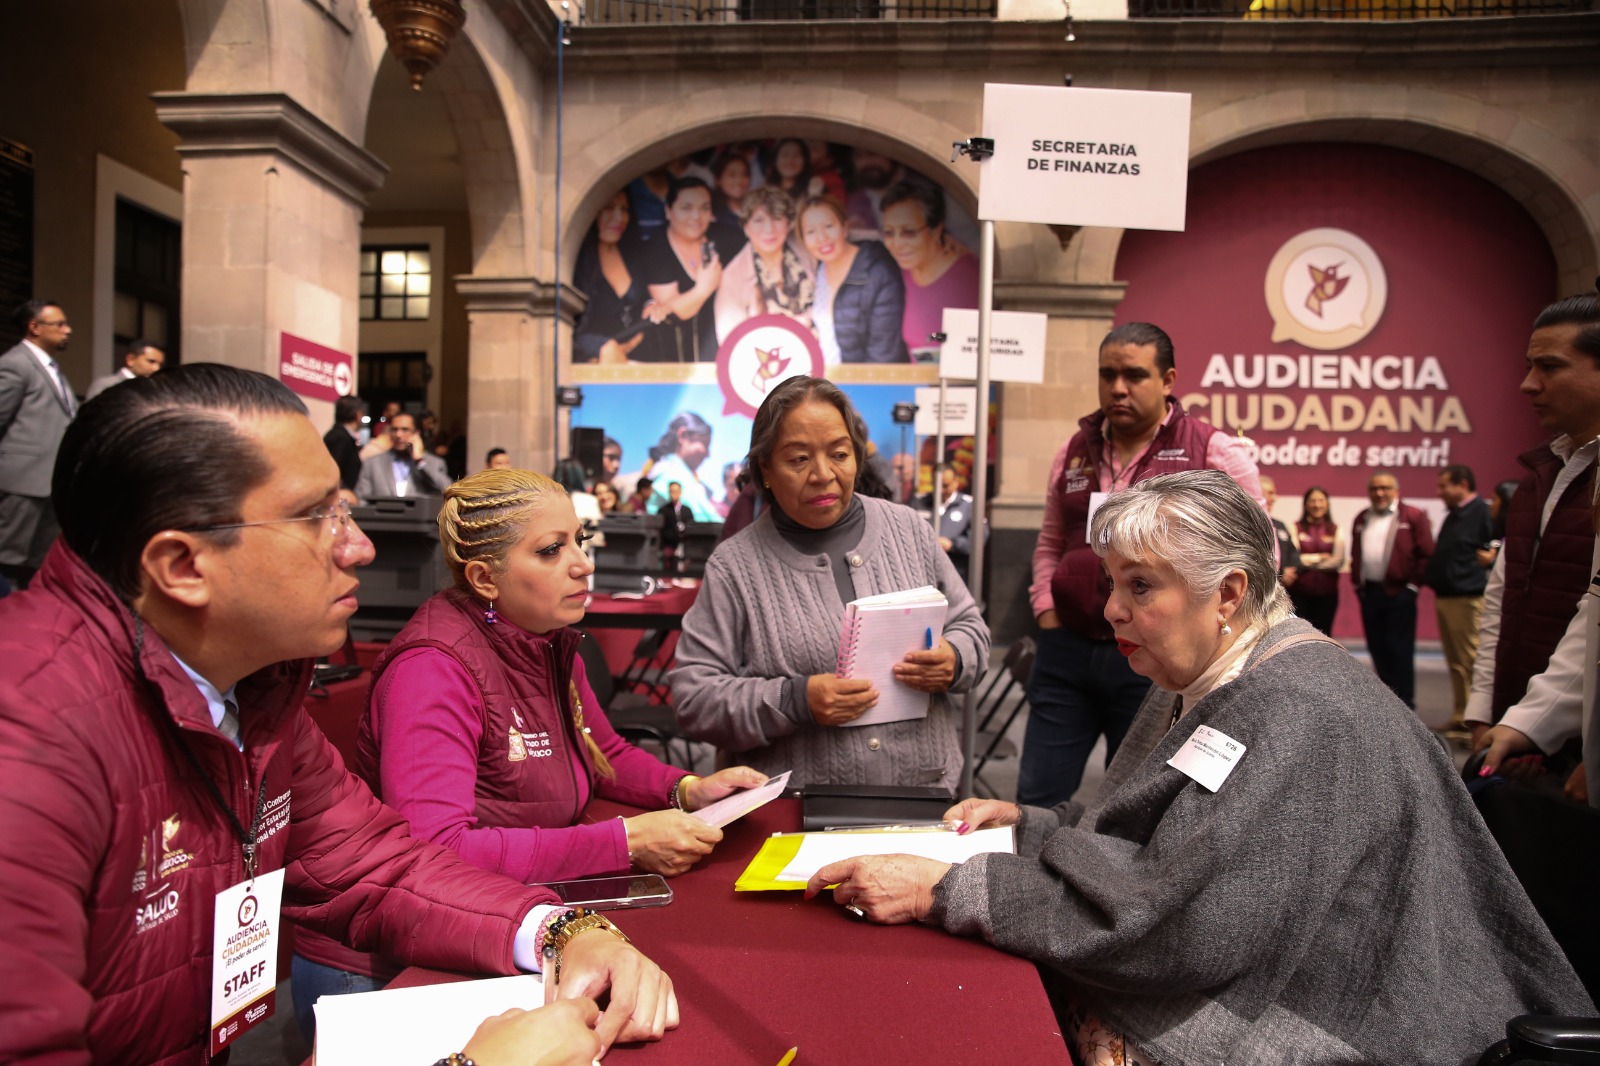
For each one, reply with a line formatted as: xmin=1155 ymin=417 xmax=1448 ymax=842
xmin=114 ymin=198 xmax=180 ymax=364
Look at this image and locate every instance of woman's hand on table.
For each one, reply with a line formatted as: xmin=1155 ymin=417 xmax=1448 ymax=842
xmin=462 ymin=999 xmax=602 ymax=1066
xmin=806 ymin=674 xmax=877 ymax=726
xmin=943 ymin=798 xmax=1021 ymax=834
xmin=804 ymin=855 xmax=951 ymax=924
xmin=623 ymin=809 xmax=722 ymax=876
xmin=679 ymin=767 xmax=767 ymax=812
xmin=893 ymin=640 xmax=957 ymax=693
xmin=551 ymin=929 xmax=679 ymax=1050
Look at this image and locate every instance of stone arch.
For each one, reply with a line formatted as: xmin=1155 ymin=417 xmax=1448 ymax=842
xmin=560 ymin=89 xmax=985 ymax=274
xmin=356 ymin=17 xmax=536 ymax=277
xmin=1074 ymin=89 xmax=1600 ymax=297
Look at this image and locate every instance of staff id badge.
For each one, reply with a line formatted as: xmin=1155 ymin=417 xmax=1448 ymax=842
xmin=1167 ymin=725 xmax=1247 ymax=792
xmin=210 ymin=868 xmax=284 ymax=1054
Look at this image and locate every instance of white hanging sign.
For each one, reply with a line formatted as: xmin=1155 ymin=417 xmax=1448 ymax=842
xmin=939 ymin=308 xmax=1048 ymax=384
xmin=978 ymin=84 xmax=1191 ymax=232
xmin=914 ymin=386 xmax=978 ymax=437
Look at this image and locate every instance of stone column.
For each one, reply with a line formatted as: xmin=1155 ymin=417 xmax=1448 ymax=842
xmin=454 ymin=275 xmax=586 ymax=477
xmin=987 ymin=278 xmax=1127 ymax=642
xmin=154 ymin=92 xmax=386 ymax=426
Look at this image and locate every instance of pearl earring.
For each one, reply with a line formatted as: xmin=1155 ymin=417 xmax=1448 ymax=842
xmin=485 ymin=600 xmax=499 ymax=625
xmin=1220 ymin=623 xmax=1232 ymax=636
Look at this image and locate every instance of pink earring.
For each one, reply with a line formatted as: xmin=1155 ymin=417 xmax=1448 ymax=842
xmin=485 ymin=600 xmax=499 ymax=625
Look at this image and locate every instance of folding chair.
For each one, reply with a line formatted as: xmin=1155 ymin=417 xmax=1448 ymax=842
xmin=972 ymin=636 xmax=1036 ymax=798
xmin=576 ymin=631 xmax=696 ymax=769
xmin=616 ymin=629 xmax=672 ymax=703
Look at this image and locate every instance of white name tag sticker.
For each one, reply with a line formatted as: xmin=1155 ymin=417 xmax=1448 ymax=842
xmin=1086 ymin=492 xmax=1110 ymax=543
xmin=1167 ymin=724 xmax=1247 ymax=792
xmin=211 ymin=868 xmax=284 ymax=1055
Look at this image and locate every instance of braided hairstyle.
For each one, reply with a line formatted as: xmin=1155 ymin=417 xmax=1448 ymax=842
xmin=437 ymin=468 xmax=615 ymax=778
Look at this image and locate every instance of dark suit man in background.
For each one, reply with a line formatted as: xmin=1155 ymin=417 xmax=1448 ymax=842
xmin=84 ymin=339 xmax=165 ymax=401
xmin=354 ymin=412 xmax=449 ymax=502
xmin=323 ymin=394 xmax=368 ymax=491
xmin=657 ymin=480 xmax=688 ymax=569
xmin=1260 ymin=476 xmax=1301 ymax=585
xmin=1424 ymin=464 xmax=1494 ymax=735
xmin=0 ymin=300 xmax=77 ymax=587
xmin=1351 ymin=471 xmax=1435 ymax=708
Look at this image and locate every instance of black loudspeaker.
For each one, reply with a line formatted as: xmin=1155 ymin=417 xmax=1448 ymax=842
xmin=572 ymin=427 xmax=606 ymax=484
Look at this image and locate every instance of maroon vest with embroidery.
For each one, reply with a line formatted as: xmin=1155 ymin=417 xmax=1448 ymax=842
xmin=1049 ymin=405 xmax=1223 ymax=641
xmin=355 ymin=589 xmax=599 ymax=829
xmin=1491 ymin=446 xmax=1596 ymax=719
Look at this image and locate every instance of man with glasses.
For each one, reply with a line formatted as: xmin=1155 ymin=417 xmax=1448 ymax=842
xmin=1350 ymin=471 xmax=1435 ymax=709
xmin=602 ymin=436 xmax=623 ymax=493
xmin=0 ymin=299 xmax=77 ymax=589
xmin=0 ymin=365 xmax=678 ymax=1063
xmin=354 ymin=410 xmax=451 ymax=503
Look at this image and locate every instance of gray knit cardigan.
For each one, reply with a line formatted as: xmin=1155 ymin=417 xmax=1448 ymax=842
xmin=930 ymin=617 xmax=1593 ymax=1064
xmin=669 ymin=495 xmax=990 ymax=790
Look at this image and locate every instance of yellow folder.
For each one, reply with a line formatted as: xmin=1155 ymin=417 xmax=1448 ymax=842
xmin=733 ymin=825 xmax=1015 ymax=892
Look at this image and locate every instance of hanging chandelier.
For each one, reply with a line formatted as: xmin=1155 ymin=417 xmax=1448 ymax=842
xmin=370 ymin=0 xmax=467 ymax=91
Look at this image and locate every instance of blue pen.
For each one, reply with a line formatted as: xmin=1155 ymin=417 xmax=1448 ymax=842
xmin=925 ymin=626 xmax=934 ymax=650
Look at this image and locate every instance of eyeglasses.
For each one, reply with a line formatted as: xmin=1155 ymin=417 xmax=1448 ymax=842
xmin=35 ymin=317 xmax=70 ymax=329
xmin=184 ymin=499 xmax=355 ymax=544
xmin=881 ymin=226 xmax=928 ymax=242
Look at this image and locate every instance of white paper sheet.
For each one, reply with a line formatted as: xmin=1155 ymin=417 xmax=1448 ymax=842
xmin=313 ymin=973 xmax=542 ymax=1065
xmin=689 ymin=770 xmax=791 ymax=829
xmin=775 ymin=826 xmax=1014 ymax=884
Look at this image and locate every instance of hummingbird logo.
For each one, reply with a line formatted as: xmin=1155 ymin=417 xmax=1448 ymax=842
xmin=1304 ymin=262 xmax=1351 ymax=318
xmin=751 ymin=345 xmax=792 ymax=392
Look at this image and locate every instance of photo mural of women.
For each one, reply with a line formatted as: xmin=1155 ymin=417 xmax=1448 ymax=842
xmin=570 ymin=140 xmax=980 ymax=372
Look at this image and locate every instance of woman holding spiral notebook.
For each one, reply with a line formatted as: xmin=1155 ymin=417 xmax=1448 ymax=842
xmin=670 ymin=376 xmax=990 ymax=790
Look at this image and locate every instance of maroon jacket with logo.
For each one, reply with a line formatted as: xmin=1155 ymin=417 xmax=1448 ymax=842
xmin=0 ymin=544 xmax=555 ymax=1065
xmin=296 ymin=588 xmax=683 ymax=978
xmin=1049 ymin=405 xmax=1223 ymax=641
xmin=1492 ymin=444 xmax=1596 ymax=718
xmin=1349 ymin=502 xmax=1435 ymax=593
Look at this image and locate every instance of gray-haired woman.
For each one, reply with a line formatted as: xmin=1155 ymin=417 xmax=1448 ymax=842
xmin=807 ymin=469 xmax=1591 ymax=1065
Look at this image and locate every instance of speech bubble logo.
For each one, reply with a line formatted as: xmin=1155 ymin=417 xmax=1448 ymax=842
xmin=716 ymin=314 xmax=825 ymax=418
xmin=1264 ymin=228 xmax=1387 ymax=351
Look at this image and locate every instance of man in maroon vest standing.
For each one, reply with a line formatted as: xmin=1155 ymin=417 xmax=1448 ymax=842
xmin=1349 ymin=471 xmax=1435 ymax=709
xmin=1469 ymin=292 xmax=1600 ymax=796
xmin=1021 ymin=322 xmax=1264 ymax=808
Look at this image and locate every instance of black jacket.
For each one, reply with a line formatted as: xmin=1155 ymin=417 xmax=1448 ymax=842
xmin=323 ymin=424 xmax=362 ymax=490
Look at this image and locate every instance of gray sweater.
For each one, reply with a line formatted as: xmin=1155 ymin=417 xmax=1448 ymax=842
xmin=931 ymin=618 xmax=1592 ymax=1064
xmin=669 ymin=495 xmax=990 ymax=791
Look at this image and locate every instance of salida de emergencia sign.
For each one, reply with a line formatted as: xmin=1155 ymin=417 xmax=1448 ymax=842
xmin=278 ymin=332 xmax=354 ymax=404
xmin=977 ymin=84 xmax=1191 ymax=232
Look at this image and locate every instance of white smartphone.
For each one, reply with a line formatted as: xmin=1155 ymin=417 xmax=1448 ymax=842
xmin=535 ymin=874 xmax=673 ymax=911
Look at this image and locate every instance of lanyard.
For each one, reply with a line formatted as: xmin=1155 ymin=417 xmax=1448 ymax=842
xmin=132 ymin=615 xmax=269 ymax=880
xmin=171 ymin=730 xmax=268 ymax=880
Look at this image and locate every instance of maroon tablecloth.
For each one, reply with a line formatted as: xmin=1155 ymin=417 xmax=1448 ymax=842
xmin=581 ymin=585 xmax=699 ymax=681
xmin=390 ymin=798 xmax=1066 ymax=1064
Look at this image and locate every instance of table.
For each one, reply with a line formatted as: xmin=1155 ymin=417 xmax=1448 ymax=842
xmin=390 ymin=798 xmax=1067 ymax=1064
xmin=580 ymin=585 xmax=700 ymax=683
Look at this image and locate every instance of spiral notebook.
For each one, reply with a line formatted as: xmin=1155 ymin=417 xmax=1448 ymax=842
xmin=835 ymin=585 xmax=948 ymax=727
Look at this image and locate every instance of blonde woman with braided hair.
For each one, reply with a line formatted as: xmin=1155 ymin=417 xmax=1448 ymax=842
xmin=291 ymin=468 xmax=764 ymax=1025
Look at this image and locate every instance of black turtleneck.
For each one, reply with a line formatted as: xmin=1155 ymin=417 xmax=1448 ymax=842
xmin=771 ymin=493 xmax=866 ymax=606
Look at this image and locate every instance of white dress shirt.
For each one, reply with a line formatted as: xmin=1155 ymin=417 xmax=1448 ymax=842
xmin=1464 ymin=434 xmax=1598 ymax=740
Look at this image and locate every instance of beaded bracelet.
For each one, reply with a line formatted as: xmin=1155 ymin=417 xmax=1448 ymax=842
xmin=432 ymin=1054 xmax=476 ymax=1066
xmin=540 ymin=907 xmax=581 ymax=968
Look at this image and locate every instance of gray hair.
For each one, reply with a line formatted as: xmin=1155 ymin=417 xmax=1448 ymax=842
xmin=1089 ymin=469 xmax=1291 ymax=633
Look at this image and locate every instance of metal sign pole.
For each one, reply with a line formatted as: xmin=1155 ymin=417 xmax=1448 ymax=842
xmin=958 ymin=218 xmax=996 ymax=798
